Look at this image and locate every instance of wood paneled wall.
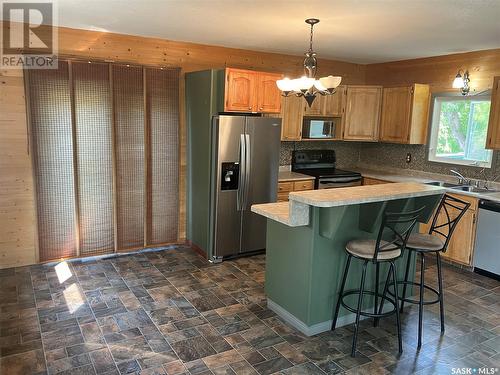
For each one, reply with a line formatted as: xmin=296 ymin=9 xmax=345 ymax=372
xmin=365 ymin=48 xmax=500 ymax=92
xmin=0 ymin=69 xmax=37 ymax=268
xmin=2 ymin=20 xmax=499 ymax=269
xmin=0 ymin=23 xmax=365 ymax=268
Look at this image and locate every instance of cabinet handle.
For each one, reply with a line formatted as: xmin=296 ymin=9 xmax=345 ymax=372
xmin=248 ymin=106 xmax=252 ymax=110
xmin=259 ymin=107 xmax=263 ymax=111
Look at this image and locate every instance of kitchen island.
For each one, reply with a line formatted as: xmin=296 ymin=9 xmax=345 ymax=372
xmin=251 ymin=182 xmax=445 ymax=336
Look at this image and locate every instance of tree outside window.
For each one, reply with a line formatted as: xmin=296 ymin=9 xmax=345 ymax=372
xmin=429 ymin=94 xmax=493 ymax=168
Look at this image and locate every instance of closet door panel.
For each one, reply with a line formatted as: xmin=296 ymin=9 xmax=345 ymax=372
xmin=28 ymin=61 xmax=77 ymax=261
xmin=145 ymin=68 xmax=180 ymax=244
xmin=112 ymin=65 xmax=145 ymax=250
xmin=73 ymin=62 xmax=114 ymax=255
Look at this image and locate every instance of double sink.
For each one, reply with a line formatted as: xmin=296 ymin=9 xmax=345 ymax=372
xmin=425 ymin=181 xmax=500 ymax=194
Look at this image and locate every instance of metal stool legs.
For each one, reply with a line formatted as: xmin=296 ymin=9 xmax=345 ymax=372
xmin=389 ymin=261 xmax=403 ymax=354
xmin=399 ymin=250 xmax=413 ymax=313
xmin=351 ymin=260 xmax=368 ymax=357
xmin=418 ymin=252 xmax=425 ymax=349
xmin=436 ymin=253 xmax=445 ymax=333
xmin=374 ymin=263 xmax=380 ymax=327
xmin=332 ymin=255 xmax=352 ymax=331
xmin=332 ymin=257 xmax=403 ymax=357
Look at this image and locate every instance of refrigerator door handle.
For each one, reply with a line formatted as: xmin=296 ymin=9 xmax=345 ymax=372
xmin=237 ymin=134 xmax=246 ymax=211
xmin=243 ymin=133 xmax=251 ymax=209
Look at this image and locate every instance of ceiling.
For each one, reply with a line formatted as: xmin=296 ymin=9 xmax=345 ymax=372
xmin=26 ymin=0 xmax=500 ymax=63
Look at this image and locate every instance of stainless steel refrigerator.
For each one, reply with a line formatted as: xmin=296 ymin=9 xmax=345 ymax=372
xmin=210 ymin=115 xmax=281 ymax=261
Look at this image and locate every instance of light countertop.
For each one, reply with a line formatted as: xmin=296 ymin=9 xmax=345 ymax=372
xmin=252 ymin=182 xmax=445 ymax=227
xmin=355 ymin=168 xmax=500 ymax=203
xmin=278 ymin=171 xmax=315 ymax=182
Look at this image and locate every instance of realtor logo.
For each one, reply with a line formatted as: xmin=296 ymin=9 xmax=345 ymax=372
xmin=1 ymin=1 xmax=58 ymax=69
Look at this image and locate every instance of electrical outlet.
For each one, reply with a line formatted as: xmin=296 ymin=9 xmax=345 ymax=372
xmin=406 ymin=153 xmax=412 ymax=163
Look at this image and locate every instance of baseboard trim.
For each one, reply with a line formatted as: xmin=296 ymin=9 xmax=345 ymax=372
xmin=267 ymin=298 xmax=367 ymax=336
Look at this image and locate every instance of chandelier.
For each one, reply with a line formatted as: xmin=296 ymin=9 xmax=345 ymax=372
xmin=276 ymin=18 xmax=342 ymax=107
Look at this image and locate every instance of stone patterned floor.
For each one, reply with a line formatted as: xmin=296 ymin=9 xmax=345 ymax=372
xmin=0 ymin=246 xmax=499 ymax=375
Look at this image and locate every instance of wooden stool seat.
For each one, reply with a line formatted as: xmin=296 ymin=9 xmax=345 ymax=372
xmin=346 ymin=240 xmax=401 ymax=260
xmin=405 ymin=233 xmax=444 ymax=251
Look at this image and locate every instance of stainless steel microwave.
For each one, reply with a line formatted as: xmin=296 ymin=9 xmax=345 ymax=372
xmin=302 ymin=117 xmax=339 ymax=139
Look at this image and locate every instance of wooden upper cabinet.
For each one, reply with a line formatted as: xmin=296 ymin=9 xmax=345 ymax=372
xmin=323 ymin=86 xmax=346 ymax=116
xmin=303 ymin=86 xmax=346 ymax=117
xmin=380 ymin=84 xmax=430 ymax=144
xmin=224 ymin=68 xmax=281 ymax=113
xmin=281 ymin=95 xmax=303 ymax=141
xmin=486 ymin=76 xmax=500 ymax=149
xmin=224 ymin=68 xmax=255 ymax=112
xmin=256 ymin=72 xmax=282 ymax=113
xmin=342 ymin=86 xmax=382 ymax=141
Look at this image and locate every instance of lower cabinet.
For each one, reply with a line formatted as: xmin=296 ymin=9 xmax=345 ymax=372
xmin=277 ymin=180 xmax=314 ymax=202
xmin=420 ymin=193 xmax=478 ymax=266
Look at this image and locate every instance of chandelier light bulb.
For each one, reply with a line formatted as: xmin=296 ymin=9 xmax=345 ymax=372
xmin=276 ymin=78 xmax=295 ymax=92
xmin=319 ymin=75 xmax=342 ymax=90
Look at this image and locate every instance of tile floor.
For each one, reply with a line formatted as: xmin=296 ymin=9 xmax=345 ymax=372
xmin=0 ymin=246 xmax=499 ymax=375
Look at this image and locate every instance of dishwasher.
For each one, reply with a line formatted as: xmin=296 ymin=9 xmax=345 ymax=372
xmin=473 ymin=199 xmax=500 ymax=280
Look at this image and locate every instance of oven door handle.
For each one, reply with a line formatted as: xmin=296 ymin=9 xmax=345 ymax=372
xmin=319 ymin=177 xmax=361 ymax=184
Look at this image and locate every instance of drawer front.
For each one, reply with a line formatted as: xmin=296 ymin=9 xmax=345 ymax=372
xmin=278 ymin=182 xmax=293 ymax=193
xmin=293 ymin=180 xmax=314 ymax=191
xmin=277 ymin=192 xmax=290 ymax=202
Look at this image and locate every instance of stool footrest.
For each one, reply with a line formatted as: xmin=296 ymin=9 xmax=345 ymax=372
xmin=340 ymin=289 xmax=397 ymax=319
xmin=387 ymin=281 xmax=440 ymax=306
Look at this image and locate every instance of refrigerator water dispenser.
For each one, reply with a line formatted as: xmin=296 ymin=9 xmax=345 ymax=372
xmin=221 ymin=162 xmax=239 ymax=190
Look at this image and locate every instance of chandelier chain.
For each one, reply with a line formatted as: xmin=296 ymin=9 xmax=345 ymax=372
xmin=309 ymin=23 xmax=314 ymax=53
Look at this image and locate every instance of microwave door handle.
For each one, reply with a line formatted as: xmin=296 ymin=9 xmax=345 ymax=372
xmin=237 ymin=134 xmax=246 ymax=211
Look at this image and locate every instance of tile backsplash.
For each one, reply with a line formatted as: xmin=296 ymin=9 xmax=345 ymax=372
xmin=279 ymin=141 xmax=500 ymax=181
xmin=279 ymin=141 xmax=360 ymax=168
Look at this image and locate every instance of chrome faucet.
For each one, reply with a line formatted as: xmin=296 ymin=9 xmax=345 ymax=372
xmin=450 ymin=169 xmax=470 ymax=185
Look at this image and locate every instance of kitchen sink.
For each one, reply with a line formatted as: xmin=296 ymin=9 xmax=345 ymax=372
xmin=450 ymin=186 xmax=500 ymax=194
xmin=425 ymin=181 xmax=500 ymax=194
xmin=425 ymin=181 xmax=463 ymax=188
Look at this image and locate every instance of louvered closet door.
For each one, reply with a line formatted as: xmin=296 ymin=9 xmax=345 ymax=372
xmin=72 ymin=62 xmax=114 ymax=255
xmin=28 ymin=61 xmax=77 ymax=261
xmin=146 ymin=68 xmax=180 ymax=244
xmin=112 ymin=65 xmax=145 ymax=250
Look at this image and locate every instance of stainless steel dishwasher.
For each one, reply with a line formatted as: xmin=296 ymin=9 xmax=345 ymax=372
xmin=473 ymin=199 xmax=500 ymax=280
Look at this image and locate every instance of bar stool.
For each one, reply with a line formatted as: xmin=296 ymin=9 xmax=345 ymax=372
xmin=392 ymin=194 xmax=470 ymax=349
xmin=331 ymin=207 xmax=425 ymax=357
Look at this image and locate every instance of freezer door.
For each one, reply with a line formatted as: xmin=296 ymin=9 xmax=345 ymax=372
xmin=240 ymin=117 xmax=282 ymax=253
xmin=213 ymin=116 xmax=245 ymax=258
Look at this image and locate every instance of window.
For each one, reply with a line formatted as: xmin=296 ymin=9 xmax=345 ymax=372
xmin=428 ymin=93 xmax=493 ymax=168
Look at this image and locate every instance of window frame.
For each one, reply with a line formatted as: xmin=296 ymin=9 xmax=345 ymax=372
xmin=428 ymin=91 xmax=493 ymax=169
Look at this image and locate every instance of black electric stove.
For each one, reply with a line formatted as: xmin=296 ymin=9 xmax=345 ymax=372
xmin=291 ymin=150 xmax=361 ymax=189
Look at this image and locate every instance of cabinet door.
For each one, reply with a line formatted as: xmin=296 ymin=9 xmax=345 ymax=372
xmin=303 ymin=95 xmax=323 ymax=116
xmin=420 ymin=194 xmax=477 ymax=266
xmin=303 ymin=86 xmax=345 ymax=117
xmin=281 ymin=95 xmax=304 ymax=141
xmin=256 ymin=72 xmax=282 ymax=113
xmin=343 ymin=86 xmax=382 ymax=141
xmin=486 ymin=76 xmax=500 ymax=149
xmin=225 ymin=68 xmax=256 ymax=112
xmin=442 ymin=209 xmax=476 ymax=265
xmin=380 ymin=86 xmax=412 ymax=143
xmin=323 ymin=86 xmax=346 ymax=116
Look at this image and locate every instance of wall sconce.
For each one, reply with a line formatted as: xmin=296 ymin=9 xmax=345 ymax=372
xmin=452 ymin=70 xmax=470 ymax=95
